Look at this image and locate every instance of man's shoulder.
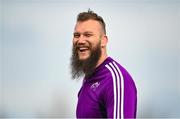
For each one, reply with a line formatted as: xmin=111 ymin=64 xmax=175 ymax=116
xmin=96 ymin=56 xmax=133 ymax=83
xmin=104 ymin=57 xmax=123 ymax=75
xmin=104 ymin=57 xmax=134 ymax=82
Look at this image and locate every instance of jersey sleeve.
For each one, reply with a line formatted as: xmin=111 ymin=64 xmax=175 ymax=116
xmin=104 ymin=64 xmax=137 ymax=118
xmin=103 ymin=64 xmax=121 ymax=118
xmin=104 ymin=81 xmax=116 ymax=118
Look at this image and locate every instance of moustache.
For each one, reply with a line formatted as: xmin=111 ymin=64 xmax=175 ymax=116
xmin=73 ymin=42 xmax=92 ymax=51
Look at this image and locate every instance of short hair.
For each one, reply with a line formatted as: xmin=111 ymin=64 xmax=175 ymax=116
xmin=77 ymin=9 xmax=106 ymax=34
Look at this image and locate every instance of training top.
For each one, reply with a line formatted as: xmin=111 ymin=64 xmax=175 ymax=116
xmin=76 ymin=57 xmax=137 ymax=118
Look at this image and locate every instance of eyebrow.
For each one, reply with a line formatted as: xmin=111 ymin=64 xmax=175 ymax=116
xmin=83 ymin=31 xmax=93 ymax=34
xmin=73 ymin=31 xmax=93 ymax=34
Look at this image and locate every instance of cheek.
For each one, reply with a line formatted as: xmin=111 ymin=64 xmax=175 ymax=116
xmin=73 ymin=39 xmax=77 ymax=45
xmin=92 ymin=40 xmax=101 ymax=48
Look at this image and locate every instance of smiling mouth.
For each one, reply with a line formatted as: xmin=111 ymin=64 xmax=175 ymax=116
xmin=79 ymin=47 xmax=89 ymax=52
xmin=77 ymin=46 xmax=90 ymax=53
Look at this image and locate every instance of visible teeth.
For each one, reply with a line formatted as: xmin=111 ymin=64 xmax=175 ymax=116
xmin=79 ymin=47 xmax=88 ymax=50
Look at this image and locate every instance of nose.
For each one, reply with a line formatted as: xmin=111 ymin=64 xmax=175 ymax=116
xmin=77 ymin=35 xmax=86 ymax=45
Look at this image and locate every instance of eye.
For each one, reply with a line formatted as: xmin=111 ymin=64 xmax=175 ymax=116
xmin=73 ymin=33 xmax=80 ymax=38
xmin=84 ymin=33 xmax=92 ymax=37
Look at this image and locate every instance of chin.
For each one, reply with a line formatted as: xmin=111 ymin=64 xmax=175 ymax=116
xmin=79 ymin=55 xmax=90 ymax=61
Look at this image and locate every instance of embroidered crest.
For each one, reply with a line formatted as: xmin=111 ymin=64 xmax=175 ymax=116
xmin=91 ymin=82 xmax=100 ymax=91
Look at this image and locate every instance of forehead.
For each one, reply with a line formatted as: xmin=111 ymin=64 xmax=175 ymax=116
xmin=74 ymin=19 xmax=102 ymax=33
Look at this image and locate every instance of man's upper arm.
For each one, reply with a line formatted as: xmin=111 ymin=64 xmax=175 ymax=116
xmin=104 ymin=83 xmax=115 ymax=118
xmin=104 ymin=62 xmax=137 ymax=118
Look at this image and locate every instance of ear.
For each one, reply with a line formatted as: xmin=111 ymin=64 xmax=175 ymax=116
xmin=101 ymin=35 xmax=108 ymax=47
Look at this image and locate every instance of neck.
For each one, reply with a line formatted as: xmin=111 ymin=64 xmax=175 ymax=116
xmin=96 ymin=49 xmax=107 ymax=68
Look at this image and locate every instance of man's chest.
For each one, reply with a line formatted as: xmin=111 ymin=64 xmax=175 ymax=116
xmin=76 ymin=81 xmax=106 ymax=118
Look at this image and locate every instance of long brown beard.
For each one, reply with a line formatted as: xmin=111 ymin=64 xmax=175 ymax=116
xmin=70 ymin=41 xmax=101 ymax=79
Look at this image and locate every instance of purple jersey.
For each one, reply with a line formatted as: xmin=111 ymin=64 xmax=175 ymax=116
xmin=76 ymin=57 xmax=137 ymax=118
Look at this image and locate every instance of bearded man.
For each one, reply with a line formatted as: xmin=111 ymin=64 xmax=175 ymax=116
xmin=71 ymin=10 xmax=137 ymax=118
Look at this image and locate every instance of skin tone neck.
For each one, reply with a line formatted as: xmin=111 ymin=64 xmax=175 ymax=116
xmin=96 ymin=37 xmax=108 ymax=68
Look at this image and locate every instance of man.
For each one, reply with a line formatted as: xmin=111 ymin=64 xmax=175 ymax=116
xmin=71 ymin=10 xmax=137 ymax=118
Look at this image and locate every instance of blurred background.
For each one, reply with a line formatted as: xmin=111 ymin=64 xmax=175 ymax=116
xmin=0 ymin=0 xmax=180 ymax=118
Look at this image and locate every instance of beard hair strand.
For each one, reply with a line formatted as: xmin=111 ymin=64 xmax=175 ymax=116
xmin=70 ymin=41 xmax=101 ymax=79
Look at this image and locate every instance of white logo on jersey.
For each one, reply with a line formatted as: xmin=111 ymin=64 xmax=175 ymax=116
xmin=91 ymin=82 xmax=100 ymax=91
